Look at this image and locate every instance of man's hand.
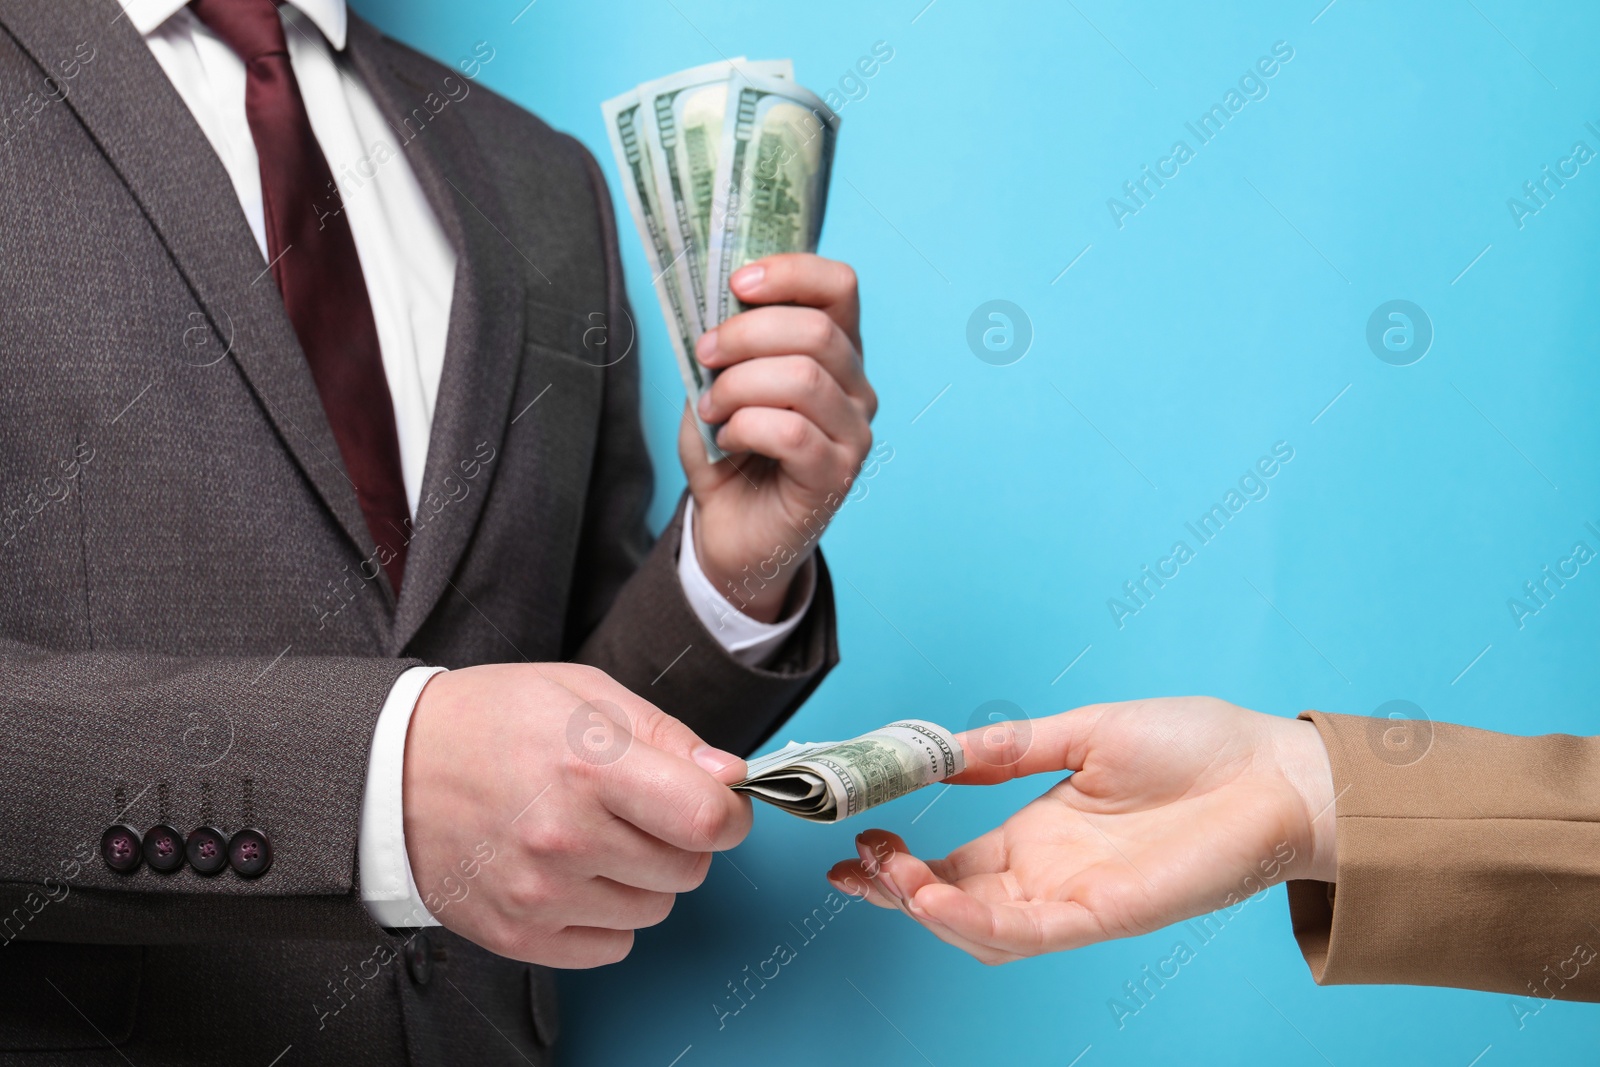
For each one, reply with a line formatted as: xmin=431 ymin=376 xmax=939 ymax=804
xmin=825 ymin=698 xmax=1337 ymax=965
xmin=402 ymin=663 xmax=750 ymax=968
xmin=683 ymin=253 xmax=877 ymax=623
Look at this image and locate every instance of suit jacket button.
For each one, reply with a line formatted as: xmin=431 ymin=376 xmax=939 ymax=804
xmin=228 ymin=828 xmax=272 ymax=878
xmin=100 ymin=825 xmax=142 ymax=874
xmin=186 ymin=826 xmax=229 ymax=876
xmin=142 ymin=824 xmax=185 ymax=873
xmin=405 ymin=932 xmax=432 ymax=986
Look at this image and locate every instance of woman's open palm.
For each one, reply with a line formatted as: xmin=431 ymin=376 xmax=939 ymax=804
xmin=827 ymin=698 xmax=1335 ymax=964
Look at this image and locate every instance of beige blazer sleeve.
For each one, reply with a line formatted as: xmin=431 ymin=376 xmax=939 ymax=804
xmin=1287 ymin=710 xmax=1600 ymax=1001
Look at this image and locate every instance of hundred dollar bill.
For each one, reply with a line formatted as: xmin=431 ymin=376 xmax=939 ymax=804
xmin=639 ymin=59 xmax=792 ymax=339
xmin=601 ymin=83 xmax=726 ymax=459
xmin=733 ymin=720 xmax=964 ymax=823
xmin=704 ymin=74 xmax=840 ymax=328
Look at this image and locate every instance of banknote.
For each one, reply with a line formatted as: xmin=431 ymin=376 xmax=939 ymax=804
xmin=600 ymin=86 xmax=710 ymax=449
xmin=638 ymin=59 xmax=792 ymax=339
xmin=733 ymin=720 xmax=965 ymax=823
xmin=602 ymin=64 xmax=839 ymax=462
xmin=704 ymin=74 xmax=840 ymax=327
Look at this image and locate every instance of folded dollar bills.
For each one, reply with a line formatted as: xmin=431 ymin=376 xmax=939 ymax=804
xmin=732 ymin=720 xmax=965 ymax=822
xmin=601 ymin=60 xmax=841 ymax=459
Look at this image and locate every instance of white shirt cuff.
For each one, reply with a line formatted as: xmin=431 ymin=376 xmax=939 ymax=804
xmin=677 ymin=497 xmax=815 ymax=667
xmin=358 ymin=664 xmax=447 ymax=928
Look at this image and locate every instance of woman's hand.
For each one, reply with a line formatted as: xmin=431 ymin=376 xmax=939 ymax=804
xmin=827 ymin=697 xmax=1337 ymax=964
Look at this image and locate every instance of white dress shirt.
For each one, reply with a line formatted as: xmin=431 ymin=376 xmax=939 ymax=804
xmin=124 ymin=0 xmax=810 ymax=926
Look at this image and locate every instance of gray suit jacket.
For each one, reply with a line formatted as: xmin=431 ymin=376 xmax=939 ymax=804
xmin=0 ymin=3 xmax=838 ymax=1063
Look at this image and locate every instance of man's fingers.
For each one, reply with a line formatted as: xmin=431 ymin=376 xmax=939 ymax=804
xmin=714 ymin=406 xmax=844 ymax=486
xmin=592 ymin=738 xmax=753 ymax=852
xmin=553 ymin=876 xmax=677 ymax=932
xmin=593 ymin=820 xmax=715 ymax=893
xmin=699 ymin=305 xmax=870 ymax=403
xmin=729 ymin=253 xmax=860 ymax=346
xmin=575 ymin=678 xmax=748 ymax=785
xmin=699 ymin=355 xmax=867 ymax=449
xmin=949 ymin=703 xmax=1111 ymax=785
xmin=523 ymin=926 xmax=636 ymax=969
xmin=677 ymin=400 xmax=725 ymax=485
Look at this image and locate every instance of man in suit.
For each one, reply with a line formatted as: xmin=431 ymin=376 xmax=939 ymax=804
xmin=0 ymin=0 xmax=876 ymax=1062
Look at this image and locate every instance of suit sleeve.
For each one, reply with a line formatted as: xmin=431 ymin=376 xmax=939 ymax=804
xmin=0 ymin=637 xmax=420 ymax=944
xmin=560 ymin=143 xmax=838 ymax=757
xmin=1287 ymin=710 xmax=1600 ymax=1001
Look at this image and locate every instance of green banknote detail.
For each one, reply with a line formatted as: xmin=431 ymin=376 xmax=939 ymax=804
xmin=640 ymin=59 xmax=792 ymax=336
xmin=705 ymin=75 xmax=841 ymax=328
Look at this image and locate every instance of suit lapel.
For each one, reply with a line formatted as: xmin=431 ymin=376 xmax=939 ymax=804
xmin=0 ymin=0 xmax=388 ymax=624
xmin=343 ymin=19 xmax=533 ymax=655
xmin=2 ymin=2 xmax=589 ymax=654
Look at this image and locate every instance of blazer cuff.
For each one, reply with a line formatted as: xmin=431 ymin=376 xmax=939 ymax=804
xmin=1287 ymin=710 xmax=1600 ymax=1000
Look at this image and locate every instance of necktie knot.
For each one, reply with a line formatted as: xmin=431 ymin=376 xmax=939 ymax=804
xmin=189 ymin=0 xmax=289 ymax=64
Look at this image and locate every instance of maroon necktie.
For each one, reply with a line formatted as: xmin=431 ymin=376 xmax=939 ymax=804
xmin=191 ymin=0 xmax=410 ymax=592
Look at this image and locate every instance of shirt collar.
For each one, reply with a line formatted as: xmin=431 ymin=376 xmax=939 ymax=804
xmin=121 ymin=0 xmax=349 ymax=50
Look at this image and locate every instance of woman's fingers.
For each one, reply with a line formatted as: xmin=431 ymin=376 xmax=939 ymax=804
xmin=827 ymin=828 xmax=946 ymax=909
xmin=856 ymin=829 xmax=940 ymax=900
xmin=912 ymin=884 xmax=1103 ymax=960
xmin=832 ymin=826 xmax=1010 ymax=903
xmin=949 ymin=703 xmax=1113 ymax=785
xmin=903 ymin=898 xmax=1025 ymax=965
xmin=829 ymin=823 xmax=1114 ymax=962
xmin=827 ymin=832 xmax=1019 ymax=963
xmin=826 ymin=860 xmax=897 ymax=908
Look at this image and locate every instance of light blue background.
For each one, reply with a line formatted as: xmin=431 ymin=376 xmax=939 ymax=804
xmin=356 ymin=1 xmax=1600 ymax=1063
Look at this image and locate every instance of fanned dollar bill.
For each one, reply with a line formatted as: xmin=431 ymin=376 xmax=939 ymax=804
xmin=704 ymin=74 xmax=839 ymax=327
xmin=733 ymin=720 xmax=964 ymax=823
xmin=601 ymin=82 xmax=720 ymax=456
xmin=600 ymin=63 xmax=840 ymax=462
xmin=638 ymin=59 xmax=792 ymax=339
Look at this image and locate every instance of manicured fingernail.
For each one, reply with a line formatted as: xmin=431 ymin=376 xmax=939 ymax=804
xmin=856 ymin=837 xmax=903 ymax=900
xmin=698 ymin=391 xmax=714 ymax=418
xmin=731 ymin=264 xmax=765 ymax=292
xmin=836 ymin=874 xmax=871 ymax=900
xmin=692 ymin=745 xmax=740 ymax=776
xmin=696 ymin=328 xmax=719 ymax=363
